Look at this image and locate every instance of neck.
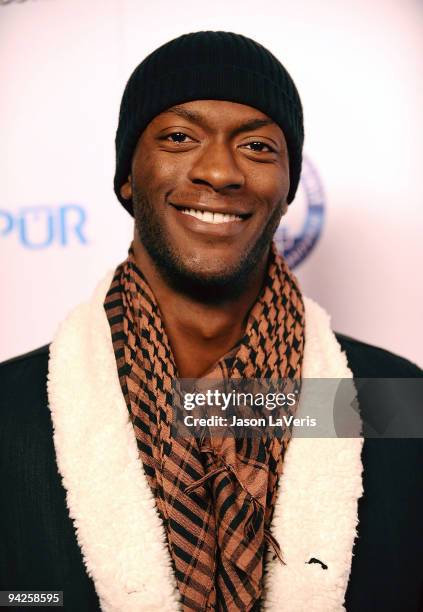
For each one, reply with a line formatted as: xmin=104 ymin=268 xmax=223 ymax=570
xmin=132 ymin=238 xmax=269 ymax=378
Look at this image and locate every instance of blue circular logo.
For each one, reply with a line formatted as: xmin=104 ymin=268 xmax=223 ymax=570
xmin=274 ymin=156 xmax=325 ymax=268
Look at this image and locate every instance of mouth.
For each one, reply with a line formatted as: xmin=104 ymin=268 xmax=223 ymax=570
xmin=169 ymin=202 xmax=253 ymax=238
xmin=170 ymin=203 xmax=252 ymax=225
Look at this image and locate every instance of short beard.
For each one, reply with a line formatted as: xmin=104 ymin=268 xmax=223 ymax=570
xmin=132 ymin=190 xmax=285 ymax=304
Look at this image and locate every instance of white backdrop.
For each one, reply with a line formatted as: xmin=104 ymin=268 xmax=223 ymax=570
xmin=1 ymin=0 xmax=422 ymax=365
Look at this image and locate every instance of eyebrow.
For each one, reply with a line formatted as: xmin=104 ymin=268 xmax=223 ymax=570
xmin=164 ymin=105 xmax=276 ymax=135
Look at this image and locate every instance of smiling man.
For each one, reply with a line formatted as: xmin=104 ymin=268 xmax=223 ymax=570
xmin=1 ymin=31 xmax=422 ymax=612
xmin=121 ymin=98 xmax=293 ymax=378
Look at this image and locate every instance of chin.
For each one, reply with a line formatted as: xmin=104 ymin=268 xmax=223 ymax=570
xmin=160 ymin=254 xmax=252 ymax=302
xmin=179 ymin=260 xmax=244 ymax=286
xmin=184 ymin=253 xmax=241 ymax=278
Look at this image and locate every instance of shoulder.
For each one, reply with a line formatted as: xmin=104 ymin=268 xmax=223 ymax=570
xmin=0 ymin=344 xmax=50 ymax=373
xmin=0 ymin=345 xmax=50 ymax=427
xmin=0 ymin=345 xmax=57 ymax=513
xmin=337 ymin=337 xmax=423 ymax=608
xmin=334 ymin=333 xmax=422 ymax=378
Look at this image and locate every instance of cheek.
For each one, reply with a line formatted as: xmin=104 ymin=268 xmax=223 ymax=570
xmin=134 ymin=153 xmax=184 ymax=199
xmin=247 ymin=165 xmax=290 ymax=207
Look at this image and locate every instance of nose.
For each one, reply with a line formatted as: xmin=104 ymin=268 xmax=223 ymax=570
xmin=187 ymin=140 xmax=245 ymax=192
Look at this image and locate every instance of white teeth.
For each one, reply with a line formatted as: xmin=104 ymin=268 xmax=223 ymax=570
xmin=180 ymin=208 xmax=243 ymax=224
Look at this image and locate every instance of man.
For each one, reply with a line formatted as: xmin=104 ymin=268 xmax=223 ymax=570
xmin=0 ymin=31 xmax=421 ymax=612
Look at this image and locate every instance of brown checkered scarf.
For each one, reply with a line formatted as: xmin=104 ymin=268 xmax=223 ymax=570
xmin=104 ymin=243 xmax=305 ymax=611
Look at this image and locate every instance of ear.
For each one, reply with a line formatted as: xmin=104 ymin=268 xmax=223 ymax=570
xmin=280 ymin=199 xmax=289 ymax=217
xmin=120 ymin=176 xmax=132 ymax=200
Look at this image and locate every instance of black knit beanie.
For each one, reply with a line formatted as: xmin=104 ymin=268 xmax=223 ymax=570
xmin=114 ymin=31 xmax=304 ymax=215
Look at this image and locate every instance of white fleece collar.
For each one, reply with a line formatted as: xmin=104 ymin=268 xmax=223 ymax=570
xmin=47 ymin=273 xmax=363 ymax=612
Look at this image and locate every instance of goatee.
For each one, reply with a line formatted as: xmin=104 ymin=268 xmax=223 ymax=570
xmin=132 ymin=189 xmax=284 ymax=304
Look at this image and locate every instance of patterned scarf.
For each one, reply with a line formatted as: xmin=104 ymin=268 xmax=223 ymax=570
xmin=104 ymin=243 xmax=305 ymax=611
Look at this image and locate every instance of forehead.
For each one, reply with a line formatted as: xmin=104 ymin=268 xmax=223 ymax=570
xmin=149 ymin=99 xmax=283 ymax=135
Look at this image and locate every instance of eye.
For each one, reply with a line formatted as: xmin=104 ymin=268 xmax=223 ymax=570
xmin=166 ymin=132 xmax=193 ymax=143
xmin=243 ymin=141 xmax=275 ymax=153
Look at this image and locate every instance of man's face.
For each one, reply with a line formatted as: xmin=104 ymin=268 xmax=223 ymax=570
xmin=120 ymin=100 xmax=290 ymax=297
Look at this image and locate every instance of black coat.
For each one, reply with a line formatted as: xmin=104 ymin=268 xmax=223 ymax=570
xmin=0 ymin=335 xmax=422 ymax=612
